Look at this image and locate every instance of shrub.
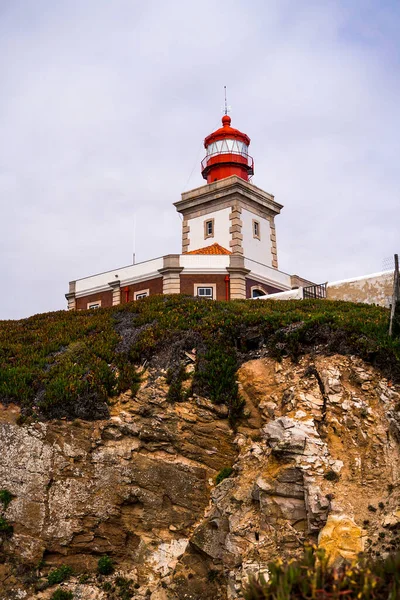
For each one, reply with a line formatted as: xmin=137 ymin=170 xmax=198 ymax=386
xmin=115 ymin=576 xmax=135 ymax=599
xmin=323 ymin=469 xmax=340 ymax=482
xmin=0 ymin=489 xmax=14 ymax=510
xmin=215 ymin=466 xmax=233 ymax=485
xmin=0 ymin=516 xmax=13 ymax=535
xmin=47 ymin=565 xmax=72 ymax=586
xmin=50 ymin=590 xmax=73 ymax=600
xmin=194 ymin=344 xmax=245 ymax=427
xmin=243 ymin=546 xmax=400 ymax=599
xmin=97 ymin=554 xmax=114 ymax=575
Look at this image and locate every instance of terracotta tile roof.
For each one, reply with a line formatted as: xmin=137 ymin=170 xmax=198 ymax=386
xmin=185 ymin=243 xmax=231 ymax=256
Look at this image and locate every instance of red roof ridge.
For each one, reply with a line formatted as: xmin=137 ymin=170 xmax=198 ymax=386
xmin=185 ymin=243 xmax=231 ymax=256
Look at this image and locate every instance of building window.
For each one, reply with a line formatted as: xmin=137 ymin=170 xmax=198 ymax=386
xmin=87 ymin=301 xmax=101 ymax=309
xmin=204 ymin=218 xmax=214 ymax=239
xmin=253 ymin=219 xmax=260 ymax=240
xmin=251 ymin=287 xmax=266 ymax=298
xmin=194 ymin=284 xmax=216 ymax=300
xmin=197 ymin=287 xmax=213 ymax=299
xmin=134 ymin=289 xmax=149 ymax=300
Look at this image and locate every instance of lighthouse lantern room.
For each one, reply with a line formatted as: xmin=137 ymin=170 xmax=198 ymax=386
xmin=201 ymin=115 xmax=254 ymax=183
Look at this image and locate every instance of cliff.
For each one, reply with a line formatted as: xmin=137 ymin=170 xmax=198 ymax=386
xmin=0 ymin=297 xmax=399 ymax=599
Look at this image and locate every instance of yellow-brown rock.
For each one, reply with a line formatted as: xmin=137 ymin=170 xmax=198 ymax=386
xmin=318 ymin=514 xmax=364 ymax=565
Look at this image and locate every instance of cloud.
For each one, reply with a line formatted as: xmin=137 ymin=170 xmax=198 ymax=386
xmin=0 ymin=0 xmax=399 ymax=318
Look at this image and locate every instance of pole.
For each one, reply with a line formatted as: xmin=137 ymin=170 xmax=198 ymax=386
xmin=132 ymin=214 xmax=136 ymax=265
xmin=389 ymin=253 xmax=399 ymax=337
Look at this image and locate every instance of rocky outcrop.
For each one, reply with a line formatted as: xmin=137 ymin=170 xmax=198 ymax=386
xmin=0 ymin=355 xmax=400 ymax=599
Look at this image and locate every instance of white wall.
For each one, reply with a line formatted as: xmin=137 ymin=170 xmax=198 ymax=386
xmin=244 ymin=258 xmax=291 ymax=289
xmin=327 ymin=270 xmax=394 ymax=307
xmin=241 ymin=208 xmax=272 ymax=265
xmin=187 ymin=207 xmax=231 ymax=252
xmin=75 ymin=257 xmax=164 ymax=296
xmin=180 ymin=254 xmax=230 ymax=272
xmin=257 ymin=288 xmax=303 ymax=301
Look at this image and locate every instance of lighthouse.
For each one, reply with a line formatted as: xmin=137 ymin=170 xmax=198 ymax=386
xmin=66 ymin=112 xmax=308 ymax=310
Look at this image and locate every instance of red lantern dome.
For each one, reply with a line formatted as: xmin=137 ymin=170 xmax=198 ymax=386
xmin=201 ymin=115 xmax=254 ymax=184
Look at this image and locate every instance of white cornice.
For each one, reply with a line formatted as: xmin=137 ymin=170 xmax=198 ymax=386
xmin=175 ymin=175 xmax=283 ymax=216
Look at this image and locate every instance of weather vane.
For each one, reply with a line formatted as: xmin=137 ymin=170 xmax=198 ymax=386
xmin=222 ymin=86 xmax=231 ymax=115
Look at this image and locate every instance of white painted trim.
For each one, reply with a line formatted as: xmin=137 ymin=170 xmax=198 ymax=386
xmin=194 ymin=283 xmax=217 ymax=300
xmin=255 ymin=288 xmax=304 ymax=301
xmin=75 ymin=272 xmax=162 ymax=298
xmin=252 ymin=219 xmax=261 ymax=240
xmin=250 ymin=285 xmax=266 ymax=298
xmin=87 ymin=300 xmax=102 ymax=309
xmin=134 ymin=289 xmax=150 ymax=300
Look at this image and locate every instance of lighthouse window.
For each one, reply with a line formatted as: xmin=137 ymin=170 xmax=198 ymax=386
xmin=206 ymin=140 xmax=248 ymax=156
xmin=253 ymin=220 xmax=260 ymax=240
xmin=204 ymin=219 xmax=214 ymax=239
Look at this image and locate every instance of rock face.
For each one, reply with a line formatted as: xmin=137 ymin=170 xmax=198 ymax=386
xmin=1 ymin=355 xmax=400 ymax=599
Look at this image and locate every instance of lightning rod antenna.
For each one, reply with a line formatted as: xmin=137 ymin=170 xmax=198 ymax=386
xmin=224 ymin=85 xmax=228 ymax=115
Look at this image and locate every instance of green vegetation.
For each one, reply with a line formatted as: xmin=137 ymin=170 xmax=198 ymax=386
xmin=114 ymin=576 xmax=135 ymax=599
xmin=0 ymin=515 xmax=13 ymax=535
xmin=215 ymin=466 xmax=233 ymax=485
xmin=244 ymin=546 xmax=400 ymax=600
xmin=97 ymin=554 xmax=114 ymax=575
xmin=50 ymin=590 xmax=73 ymax=600
xmin=47 ymin=565 xmax=73 ymax=586
xmin=0 ymin=489 xmax=14 ymax=510
xmin=166 ymin=364 xmax=189 ymax=403
xmin=0 ymin=296 xmax=399 ymax=423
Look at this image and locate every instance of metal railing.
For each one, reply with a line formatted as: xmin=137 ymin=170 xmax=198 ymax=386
xmin=201 ymin=151 xmax=254 ymax=173
xmin=303 ymin=283 xmax=327 ymax=299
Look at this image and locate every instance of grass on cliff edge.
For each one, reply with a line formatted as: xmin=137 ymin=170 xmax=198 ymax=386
xmin=0 ymin=295 xmax=399 ymax=422
xmin=244 ymin=545 xmax=400 ymax=600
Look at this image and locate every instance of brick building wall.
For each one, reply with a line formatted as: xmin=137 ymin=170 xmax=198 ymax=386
xmin=120 ymin=278 xmax=163 ymax=304
xmin=180 ymin=274 xmax=228 ymax=300
xmin=75 ymin=290 xmax=113 ymax=310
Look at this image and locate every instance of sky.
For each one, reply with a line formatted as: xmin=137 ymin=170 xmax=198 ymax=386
xmin=0 ymin=0 xmax=399 ymax=319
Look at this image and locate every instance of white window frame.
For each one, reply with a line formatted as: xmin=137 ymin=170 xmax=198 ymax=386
xmin=87 ymin=301 xmax=101 ymax=309
xmin=134 ymin=289 xmax=149 ymax=300
xmin=253 ymin=219 xmax=261 ymax=240
xmin=251 ymin=286 xmax=266 ymax=298
xmin=204 ymin=218 xmax=214 ymax=239
xmin=194 ymin=283 xmax=217 ymax=300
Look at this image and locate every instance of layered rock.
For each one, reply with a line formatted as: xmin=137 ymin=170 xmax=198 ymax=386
xmin=0 ymin=355 xmax=400 ymax=599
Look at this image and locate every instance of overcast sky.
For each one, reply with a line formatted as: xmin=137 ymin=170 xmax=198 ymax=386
xmin=1 ymin=0 xmax=399 ymax=319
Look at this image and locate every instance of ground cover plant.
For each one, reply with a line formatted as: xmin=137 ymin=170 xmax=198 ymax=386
xmin=0 ymin=295 xmax=399 ymax=422
xmin=50 ymin=590 xmax=73 ymax=600
xmin=47 ymin=565 xmax=73 ymax=586
xmin=97 ymin=554 xmax=114 ymax=575
xmin=244 ymin=545 xmax=400 ymax=599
